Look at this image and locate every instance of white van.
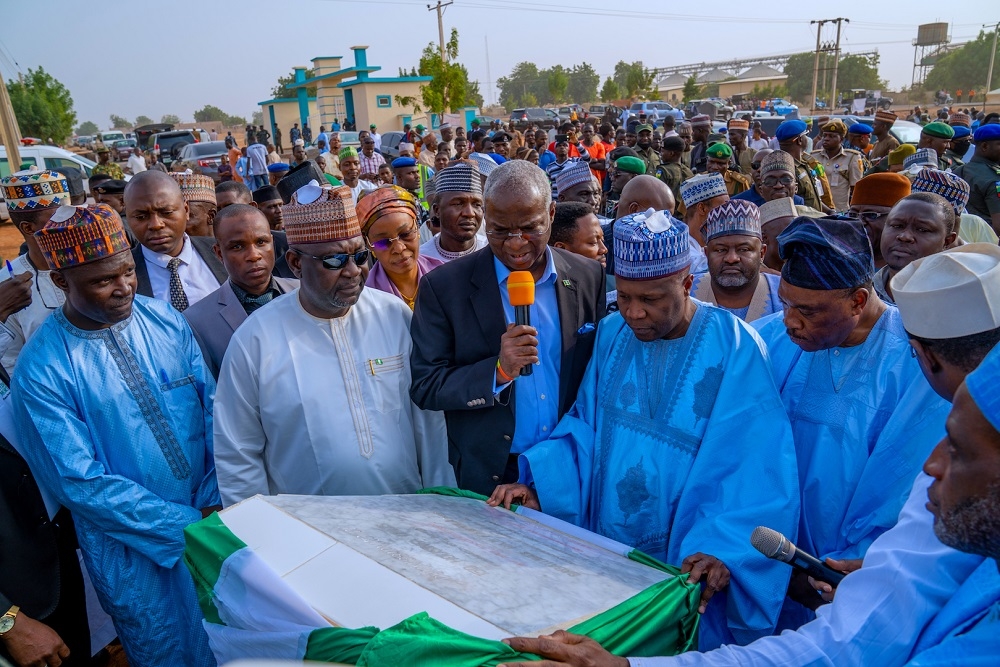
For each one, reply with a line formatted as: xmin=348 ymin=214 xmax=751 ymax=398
xmin=0 ymin=146 xmax=100 ymax=220
xmin=98 ymin=130 xmax=126 ymax=145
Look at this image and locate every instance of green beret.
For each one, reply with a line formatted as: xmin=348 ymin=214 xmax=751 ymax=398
xmin=636 ymin=124 xmax=654 ymax=134
xmin=615 ymin=156 xmax=646 ymax=175
xmin=706 ymin=143 xmax=733 ymax=159
xmin=922 ymin=121 xmax=955 ymax=139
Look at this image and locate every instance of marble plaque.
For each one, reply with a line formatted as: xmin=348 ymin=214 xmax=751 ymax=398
xmin=222 ymin=494 xmax=669 ymax=639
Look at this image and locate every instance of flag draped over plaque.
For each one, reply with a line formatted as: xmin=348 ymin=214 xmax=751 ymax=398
xmin=184 ymin=490 xmax=700 ymax=665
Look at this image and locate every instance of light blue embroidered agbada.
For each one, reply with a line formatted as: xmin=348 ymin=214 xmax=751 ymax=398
xmin=520 ymin=305 xmax=800 ymax=650
xmin=754 ymin=307 xmax=951 ymax=562
xmin=12 ymin=296 xmax=218 ymax=667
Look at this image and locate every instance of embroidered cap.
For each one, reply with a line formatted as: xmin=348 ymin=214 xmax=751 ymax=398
xmin=680 ymin=173 xmax=727 ymax=208
xmin=910 ymin=168 xmax=971 ymax=216
xmin=170 ymin=172 xmax=216 ymax=205
xmin=701 ymin=200 xmax=761 ymax=242
xmin=759 ymin=150 xmax=795 ymax=176
xmin=903 ymin=148 xmax=938 ymax=171
xmin=1 ymin=169 xmax=70 ymax=212
xmin=282 ymin=185 xmax=361 ymax=244
xmin=434 ymin=163 xmax=483 ymax=195
xmin=614 ymin=208 xmax=691 ymax=280
xmin=555 ymin=161 xmax=595 ymax=195
xmin=874 ymin=109 xmax=897 ymax=125
xmin=35 ymin=204 xmax=131 ymax=270
xmin=759 ymin=197 xmax=798 ymax=225
xmin=778 ymin=216 xmax=875 ymax=290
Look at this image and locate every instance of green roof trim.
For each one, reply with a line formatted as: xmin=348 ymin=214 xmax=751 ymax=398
xmin=257 ymin=96 xmax=318 ymax=106
xmin=336 ymin=76 xmax=433 ymax=89
xmin=288 ymin=66 xmax=382 ymax=88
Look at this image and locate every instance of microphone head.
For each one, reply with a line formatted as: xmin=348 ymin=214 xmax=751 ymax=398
xmin=508 ymin=270 xmax=535 ymax=307
xmin=750 ymin=526 xmax=788 ymax=559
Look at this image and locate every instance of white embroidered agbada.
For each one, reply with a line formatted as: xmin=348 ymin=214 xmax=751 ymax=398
xmin=213 ymin=287 xmax=454 ymax=506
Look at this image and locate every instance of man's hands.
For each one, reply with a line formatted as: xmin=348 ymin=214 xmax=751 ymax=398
xmin=681 ymin=553 xmax=730 ymax=614
xmin=1 ymin=612 xmax=70 ymax=667
xmin=0 ymin=273 xmax=33 ymax=323
xmin=497 ymin=323 xmax=538 ymax=382
xmin=487 ymin=483 xmax=540 ymax=511
xmin=498 ymin=630 xmax=629 ymax=667
xmin=807 ymin=557 xmax=863 ymax=603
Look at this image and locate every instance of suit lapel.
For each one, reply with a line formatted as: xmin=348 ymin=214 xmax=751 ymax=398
xmin=469 ymin=249 xmax=507 ymax=344
xmin=552 ymin=249 xmax=581 ymax=411
xmin=131 ymin=246 xmax=153 ymax=297
xmin=191 ymin=236 xmax=228 ymax=285
xmin=218 ymin=281 xmax=248 ymax=333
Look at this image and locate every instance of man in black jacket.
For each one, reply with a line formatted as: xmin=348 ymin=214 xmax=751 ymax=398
xmin=410 ymin=160 xmax=606 ymax=495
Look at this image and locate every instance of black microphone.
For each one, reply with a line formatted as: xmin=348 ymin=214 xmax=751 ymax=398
xmin=508 ymin=271 xmax=535 ymax=377
xmin=750 ymin=526 xmax=846 ymax=586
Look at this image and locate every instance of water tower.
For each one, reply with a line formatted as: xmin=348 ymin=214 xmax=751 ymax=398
xmin=912 ymin=23 xmax=950 ymax=87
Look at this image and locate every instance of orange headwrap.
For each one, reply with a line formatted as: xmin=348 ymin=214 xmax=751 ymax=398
xmin=355 ymin=185 xmax=418 ymax=235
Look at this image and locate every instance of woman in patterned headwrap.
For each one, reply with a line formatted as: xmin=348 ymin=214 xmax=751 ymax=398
xmin=356 ymin=186 xmax=443 ymax=309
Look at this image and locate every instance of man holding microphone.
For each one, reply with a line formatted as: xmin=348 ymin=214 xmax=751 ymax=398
xmin=410 ymin=160 xmax=606 ymax=494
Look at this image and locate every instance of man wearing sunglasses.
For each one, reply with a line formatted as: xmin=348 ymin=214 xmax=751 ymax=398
xmin=848 ymin=172 xmax=913 ymax=271
xmin=213 ymin=184 xmax=455 ymax=507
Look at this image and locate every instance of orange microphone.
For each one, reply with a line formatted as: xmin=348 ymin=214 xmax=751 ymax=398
xmin=507 ymin=271 xmax=536 ymax=376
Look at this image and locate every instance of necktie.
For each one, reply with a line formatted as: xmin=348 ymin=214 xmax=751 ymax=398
xmin=167 ymin=257 xmax=189 ymax=312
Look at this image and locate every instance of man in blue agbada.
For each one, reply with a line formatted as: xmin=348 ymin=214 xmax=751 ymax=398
xmin=11 ymin=204 xmax=219 ymax=667
xmin=752 ymin=215 xmax=951 ymax=628
xmin=489 ymin=207 xmax=800 ymax=650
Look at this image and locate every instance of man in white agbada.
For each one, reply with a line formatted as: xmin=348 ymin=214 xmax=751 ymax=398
xmin=213 ymin=183 xmax=454 ymax=506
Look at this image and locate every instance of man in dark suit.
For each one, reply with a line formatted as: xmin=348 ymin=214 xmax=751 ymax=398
xmin=184 ymin=205 xmax=298 ymax=378
xmin=0 ymin=357 xmax=90 ymax=666
xmin=124 ymin=171 xmax=227 ymax=311
xmin=411 ymin=160 xmax=606 ymax=495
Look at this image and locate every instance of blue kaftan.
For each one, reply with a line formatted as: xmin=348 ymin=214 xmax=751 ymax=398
xmin=754 ymin=308 xmax=950 ymax=562
xmin=12 ymin=296 xmax=218 ymax=667
xmin=521 ymin=304 xmax=800 ymax=649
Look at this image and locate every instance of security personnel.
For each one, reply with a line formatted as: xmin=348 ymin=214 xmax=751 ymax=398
xmin=655 ymin=136 xmax=694 ymax=216
xmin=918 ymin=121 xmax=956 ymax=171
xmin=704 ymin=142 xmax=750 ymax=196
xmin=946 ymin=113 xmax=973 ymax=168
xmin=811 ymin=119 xmax=865 ymax=211
xmin=845 ymin=123 xmax=874 ymax=173
xmin=776 ymin=119 xmax=833 ymax=213
xmin=869 ymin=109 xmax=900 ymax=163
xmin=953 ymin=124 xmax=1000 ymax=231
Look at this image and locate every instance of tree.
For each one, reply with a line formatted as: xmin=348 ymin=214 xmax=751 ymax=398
xmin=783 ymin=51 xmax=884 ymax=104
xmin=547 ymin=66 xmax=569 ymax=104
xmin=600 ymin=77 xmax=620 ymax=103
xmin=417 ymin=28 xmax=478 ymax=114
xmin=161 ymin=114 xmax=182 ymax=125
xmin=395 ymin=95 xmax=422 ymax=114
xmin=613 ymin=61 xmax=656 ymax=99
xmin=194 ymin=105 xmax=227 ymax=123
xmin=77 ymin=120 xmax=99 ymax=136
xmin=134 ymin=115 xmax=154 ymax=126
xmin=271 ymin=69 xmax=316 ymax=99
xmin=252 ymin=111 xmax=263 ymax=126
xmin=6 ymin=68 xmax=76 ymax=142
xmin=497 ymin=62 xmax=544 ymax=109
xmin=925 ymin=30 xmax=1000 ymax=93
xmin=567 ymin=63 xmax=600 ymax=104
xmin=682 ymin=76 xmax=702 ymax=103
xmin=109 ymin=114 xmax=131 ymax=129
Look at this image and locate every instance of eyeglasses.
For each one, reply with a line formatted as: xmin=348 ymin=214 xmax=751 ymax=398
xmin=486 ymin=226 xmax=548 ymax=241
xmin=762 ymin=175 xmax=795 ymax=187
xmin=846 ymin=210 xmax=889 ymax=225
xmin=367 ymin=226 xmax=419 ymax=252
xmin=750 ymin=162 xmax=761 ymax=170
xmin=293 ymin=248 xmax=370 ymax=270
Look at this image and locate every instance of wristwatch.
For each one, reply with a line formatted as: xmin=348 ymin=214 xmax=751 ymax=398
xmin=0 ymin=605 xmax=18 ymax=636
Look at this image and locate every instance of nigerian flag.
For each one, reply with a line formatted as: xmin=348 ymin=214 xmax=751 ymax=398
xmin=183 ymin=488 xmax=699 ymax=666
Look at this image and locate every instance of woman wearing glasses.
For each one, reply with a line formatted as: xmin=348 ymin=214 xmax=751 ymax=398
xmin=357 ymin=186 xmax=443 ymax=310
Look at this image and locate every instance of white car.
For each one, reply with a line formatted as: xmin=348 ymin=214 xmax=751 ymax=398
xmin=0 ymin=145 xmax=105 ymax=221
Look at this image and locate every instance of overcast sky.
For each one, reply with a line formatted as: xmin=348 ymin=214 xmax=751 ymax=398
xmin=2 ymin=0 xmax=994 ymax=129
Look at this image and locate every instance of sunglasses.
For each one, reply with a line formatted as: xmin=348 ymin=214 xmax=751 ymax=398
xmin=750 ymin=162 xmax=761 ymax=170
xmin=293 ymin=248 xmax=370 ymax=270
xmin=762 ymin=175 xmax=795 ymax=187
xmin=846 ymin=210 xmax=889 ymax=224
xmin=367 ymin=226 xmax=419 ymax=252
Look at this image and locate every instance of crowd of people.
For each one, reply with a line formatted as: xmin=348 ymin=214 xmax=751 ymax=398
xmin=0 ymin=99 xmax=999 ymax=667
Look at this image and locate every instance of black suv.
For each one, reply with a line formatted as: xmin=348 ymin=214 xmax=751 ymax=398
xmin=509 ymin=107 xmax=561 ymax=131
xmin=149 ymin=130 xmax=197 ymax=168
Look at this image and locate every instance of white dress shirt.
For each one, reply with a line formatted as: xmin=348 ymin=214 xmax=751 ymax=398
xmin=0 ymin=253 xmax=65 ymax=372
xmin=141 ymin=236 xmax=220 ymax=308
xmin=127 ymin=153 xmax=147 ymax=175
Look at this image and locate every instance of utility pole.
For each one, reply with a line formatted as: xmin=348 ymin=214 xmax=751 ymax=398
xmin=810 ymin=20 xmax=825 ymax=113
xmin=986 ymin=21 xmax=999 ymax=107
xmin=0 ymin=64 xmax=22 ymax=171
xmin=484 ymin=35 xmax=492 ymax=107
xmin=829 ymin=18 xmax=848 ymax=114
xmin=427 ymin=0 xmax=454 ymax=63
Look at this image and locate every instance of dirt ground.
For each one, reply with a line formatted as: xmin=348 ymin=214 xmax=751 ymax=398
xmin=0 ymin=222 xmax=23 ymax=262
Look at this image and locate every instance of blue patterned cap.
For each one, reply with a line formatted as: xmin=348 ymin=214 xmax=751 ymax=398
xmin=904 ymin=148 xmax=938 ymax=170
xmin=468 ymin=152 xmax=498 ymax=176
xmin=911 ymin=168 xmax=970 ymax=215
xmin=680 ymin=173 xmax=727 ymax=207
xmin=614 ymin=208 xmax=691 ymax=280
xmin=701 ymin=200 xmax=761 ymax=242
xmin=778 ymin=216 xmax=875 ymax=290
xmin=555 ymin=161 xmax=595 ymax=195
xmin=775 ymin=119 xmax=808 ymax=142
xmin=965 ymin=341 xmax=1000 ymax=433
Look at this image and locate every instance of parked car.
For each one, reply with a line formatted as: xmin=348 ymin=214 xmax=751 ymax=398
xmin=686 ymin=99 xmax=735 ymax=121
xmin=134 ymin=123 xmax=175 ymax=152
xmin=114 ymin=138 xmax=137 ymax=161
xmin=379 ymin=131 xmax=407 ymax=160
xmin=97 ymin=130 xmax=126 ymax=147
xmin=763 ymin=98 xmax=799 ymax=116
xmin=509 ymin=108 xmax=562 ymax=131
xmin=149 ymin=130 xmax=197 ymax=168
xmin=176 ymin=141 xmax=229 ymax=183
xmin=339 ymin=131 xmax=362 ymax=151
xmin=628 ymin=101 xmax=685 ymax=124
xmin=75 ymin=135 xmax=93 ymax=148
xmin=558 ymin=104 xmax=586 ymax=119
xmin=0 ymin=145 xmax=100 ymax=221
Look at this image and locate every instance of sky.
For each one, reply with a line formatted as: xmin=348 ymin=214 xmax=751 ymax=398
xmin=3 ymin=0 xmax=996 ymax=131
